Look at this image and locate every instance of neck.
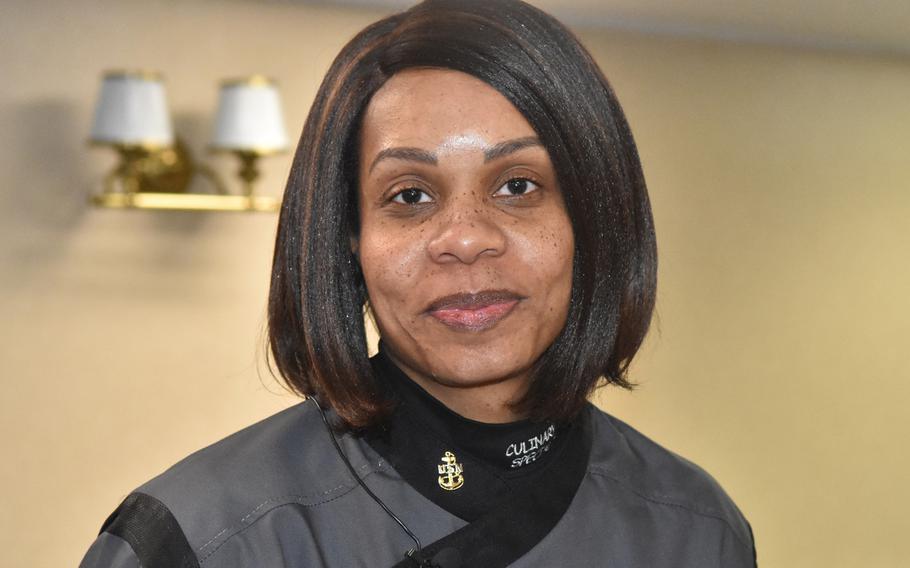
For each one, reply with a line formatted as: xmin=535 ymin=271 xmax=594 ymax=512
xmin=383 ymin=350 xmax=530 ymax=424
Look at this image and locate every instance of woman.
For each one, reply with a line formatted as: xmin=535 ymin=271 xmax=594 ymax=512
xmin=81 ymin=1 xmax=756 ymax=566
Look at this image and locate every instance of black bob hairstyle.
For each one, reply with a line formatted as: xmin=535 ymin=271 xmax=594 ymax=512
xmin=268 ymin=0 xmax=657 ymax=429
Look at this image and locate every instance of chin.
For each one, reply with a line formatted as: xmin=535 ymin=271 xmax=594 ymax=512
xmin=426 ymin=342 xmax=536 ymax=389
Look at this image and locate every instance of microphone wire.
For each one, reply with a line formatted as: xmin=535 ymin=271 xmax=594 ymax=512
xmin=311 ymin=397 xmax=424 ymax=555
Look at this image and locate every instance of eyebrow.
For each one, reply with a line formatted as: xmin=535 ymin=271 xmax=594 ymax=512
xmin=368 ymin=147 xmax=437 ymax=173
xmin=368 ymin=136 xmax=542 ymax=174
xmin=483 ymin=136 xmax=542 ymax=162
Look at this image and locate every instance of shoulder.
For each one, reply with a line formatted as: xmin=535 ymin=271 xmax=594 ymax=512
xmin=584 ymin=404 xmax=754 ymax=552
xmin=137 ymin=399 xmax=340 ymax=504
xmin=96 ymin=400 xmax=370 ymax=565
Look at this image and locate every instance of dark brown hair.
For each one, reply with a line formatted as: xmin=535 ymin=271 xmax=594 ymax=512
xmin=268 ymin=0 xmax=657 ymax=429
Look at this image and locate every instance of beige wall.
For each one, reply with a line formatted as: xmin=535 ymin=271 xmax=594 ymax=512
xmin=1 ymin=1 xmax=907 ymax=566
xmin=585 ymin=32 xmax=910 ymax=568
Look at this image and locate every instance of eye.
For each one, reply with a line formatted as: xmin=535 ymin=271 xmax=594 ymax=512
xmin=391 ymin=187 xmax=433 ymax=205
xmin=494 ymin=177 xmax=540 ymax=197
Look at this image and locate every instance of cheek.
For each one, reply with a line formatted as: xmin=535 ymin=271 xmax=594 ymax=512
xmin=519 ymin=214 xmax=574 ymax=295
xmin=547 ymin=228 xmax=575 ymax=319
xmin=358 ymin=220 xmax=425 ymax=308
xmin=516 ymin=213 xmax=574 ymax=337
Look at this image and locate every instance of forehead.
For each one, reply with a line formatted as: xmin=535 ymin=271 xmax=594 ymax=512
xmin=360 ymin=68 xmax=537 ymax=151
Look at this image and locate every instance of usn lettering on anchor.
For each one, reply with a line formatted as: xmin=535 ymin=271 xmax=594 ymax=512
xmin=506 ymin=424 xmax=557 ymax=468
xmin=437 ymin=451 xmax=465 ymax=491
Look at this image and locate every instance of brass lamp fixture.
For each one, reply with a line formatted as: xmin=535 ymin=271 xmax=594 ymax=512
xmin=89 ymin=71 xmax=287 ymax=212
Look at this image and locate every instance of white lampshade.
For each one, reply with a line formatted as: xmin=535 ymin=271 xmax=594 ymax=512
xmin=211 ymin=76 xmax=288 ymax=154
xmin=90 ymin=70 xmax=174 ymax=148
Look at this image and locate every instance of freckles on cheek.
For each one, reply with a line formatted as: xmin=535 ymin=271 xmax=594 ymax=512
xmin=521 ymin=222 xmax=573 ymax=298
xmin=521 ymin=225 xmax=562 ymax=264
xmin=362 ymin=235 xmax=423 ymax=304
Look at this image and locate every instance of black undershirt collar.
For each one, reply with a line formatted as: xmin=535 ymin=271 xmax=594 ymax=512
xmin=365 ymin=345 xmax=572 ymax=522
xmin=372 ymin=345 xmax=561 ymax=475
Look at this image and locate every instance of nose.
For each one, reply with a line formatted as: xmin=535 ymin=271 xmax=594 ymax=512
xmin=427 ymin=204 xmax=507 ymax=265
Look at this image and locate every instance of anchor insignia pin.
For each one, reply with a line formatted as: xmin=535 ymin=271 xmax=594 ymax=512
xmin=437 ymin=451 xmax=464 ymax=491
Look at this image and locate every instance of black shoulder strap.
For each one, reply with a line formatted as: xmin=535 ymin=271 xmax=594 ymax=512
xmin=101 ymin=492 xmax=200 ymax=568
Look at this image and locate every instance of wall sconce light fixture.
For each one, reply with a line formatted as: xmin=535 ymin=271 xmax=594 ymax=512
xmin=88 ymin=70 xmax=288 ymax=212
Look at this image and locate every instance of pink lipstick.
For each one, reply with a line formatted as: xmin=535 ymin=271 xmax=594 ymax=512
xmin=426 ymin=290 xmax=523 ymax=331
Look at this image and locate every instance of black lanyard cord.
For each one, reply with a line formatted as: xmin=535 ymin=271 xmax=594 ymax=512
xmin=310 ymin=397 xmax=424 ymax=555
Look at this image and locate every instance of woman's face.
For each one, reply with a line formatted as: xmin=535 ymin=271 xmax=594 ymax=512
xmin=356 ymin=68 xmax=574 ymax=419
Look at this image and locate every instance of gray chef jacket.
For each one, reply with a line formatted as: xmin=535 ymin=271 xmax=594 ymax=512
xmin=79 ymin=399 xmax=756 ymax=567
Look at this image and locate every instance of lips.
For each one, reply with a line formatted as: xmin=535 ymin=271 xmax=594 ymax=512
xmin=426 ymin=289 xmax=523 ymax=331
